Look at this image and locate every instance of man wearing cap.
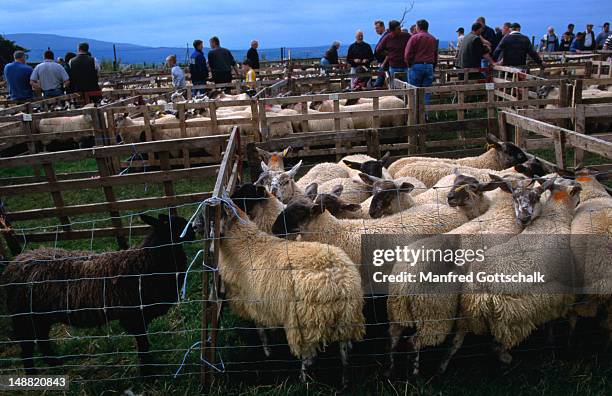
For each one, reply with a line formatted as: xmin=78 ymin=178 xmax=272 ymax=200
xmin=596 ymin=23 xmax=610 ymax=49
xmin=584 ymin=24 xmax=596 ymax=50
xmin=456 ymin=27 xmax=465 ymax=50
xmin=30 ymin=50 xmax=70 ymax=98
xmin=3 ymin=50 xmax=34 ymax=101
xmin=493 ymin=23 xmax=543 ymax=68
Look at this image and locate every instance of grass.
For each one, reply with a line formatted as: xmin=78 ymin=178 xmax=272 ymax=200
xmin=0 ymin=124 xmax=611 ymax=395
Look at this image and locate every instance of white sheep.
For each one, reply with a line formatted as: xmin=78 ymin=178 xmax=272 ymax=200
xmin=216 ymin=196 xmax=365 ymax=386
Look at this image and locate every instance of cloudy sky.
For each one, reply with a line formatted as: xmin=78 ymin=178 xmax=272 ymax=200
xmin=0 ymin=0 xmax=608 ymax=48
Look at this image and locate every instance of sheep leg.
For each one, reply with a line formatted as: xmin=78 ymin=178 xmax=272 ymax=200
xmin=19 ymin=341 xmax=37 ymax=375
xmin=567 ymin=312 xmax=578 ymax=346
xmin=13 ymin=317 xmax=37 ymax=374
xmin=438 ymin=329 xmax=466 ymax=374
xmin=300 ymin=354 xmax=316 ymax=383
xmin=409 ymin=336 xmax=420 ymax=377
xmin=257 ymin=328 xmax=271 ymax=357
xmin=121 ymin=320 xmax=153 ymax=377
xmin=36 ymin=322 xmax=62 ymax=367
xmin=339 ymin=341 xmax=350 ymax=389
xmin=385 ymin=322 xmax=404 ymax=378
xmin=493 ymin=344 xmax=512 ymax=364
xmin=545 ymin=322 xmax=555 ymax=345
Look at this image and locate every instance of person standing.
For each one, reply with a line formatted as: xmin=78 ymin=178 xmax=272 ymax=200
xmin=3 ymin=50 xmax=34 ymax=101
xmin=596 ymin=22 xmax=610 ymax=49
xmin=243 ymin=59 xmax=257 ymax=95
xmin=567 ymin=23 xmax=576 ymax=42
xmin=375 ymin=20 xmax=411 ymax=82
xmin=347 ymin=30 xmax=374 ymax=88
xmin=477 ymin=16 xmax=498 ymax=52
xmin=166 ymin=55 xmax=185 ymax=88
xmin=208 ymin=36 xmax=239 ymax=87
xmin=559 ymin=32 xmax=573 ymax=51
xmin=570 ymin=32 xmax=586 ymax=52
xmin=373 ymin=20 xmax=389 ymax=88
xmin=457 ymin=23 xmax=494 ymax=79
xmin=584 ymin=24 xmax=596 ymax=50
xmin=540 ymin=27 xmax=559 ymax=52
xmin=189 ymin=39 xmax=208 ymax=95
xmin=320 ymin=41 xmax=340 ymax=74
xmin=604 ymin=33 xmax=612 ymax=50
xmin=456 ymin=27 xmax=465 ymax=50
xmin=246 ymin=40 xmax=260 ymax=70
xmin=30 ymin=50 xmax=70 ymax=98
xmin=404 ymin=19 xmax=437 ymax=104
xmin=493 ymin=23 xmax=543 ymax=68
xmin=69 ymin=42 xmax=101 ymax=102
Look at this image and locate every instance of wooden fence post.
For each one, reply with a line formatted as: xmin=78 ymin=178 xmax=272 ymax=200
xmin=573 ymin=104 xmax=586 ymax=166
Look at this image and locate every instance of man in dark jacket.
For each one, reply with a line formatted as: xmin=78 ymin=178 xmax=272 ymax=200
xmin=584 ymin=24 xmax=596 ymax=50
xmin=69 ymin=42 xmax=101 ymax=102
xmin=477 ymin=16 xmax=498 ymax=53
xmin=458 ymin=23 xmax=494 ymax=79
xmin=246 ymin=40 xmax=260 ymax=70
xmin=190 ymin=39 xmax=209 ymax=95
xmin=493 ymin=23 xmax=543 ymax=68
xmin=347 ymin=30 xmax=374 ymax=88
xmin=208 ymin=36 xmax=239 ymax=89
xmin=373 ymin=20 xmax=389 ymax=88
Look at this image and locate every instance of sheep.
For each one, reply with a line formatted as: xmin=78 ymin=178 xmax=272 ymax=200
xmin=340 ymin=152 xmax=393 ymax=179
xmin=568 ymin=168 xmax=612 ymax=345
xmin=271 ymin=192 xmax=472 ymax=285
xmin=334 ymin=174 xmax=424 ymax=219
xmin=255 ymin=146 xmax=292 ymax=171
xmin=315 ymin=96 xmax=405 ymax=129
xmin=211 ymin=195 xmax=365 ymax=386
xmin=393 ymin=161 xmax=517 ymax=189
xmin=1 ymin=214 xmax=196 ymax=376
xmin=386 ymin=174 xmax=526 ymax=377
xmin=442 ymin=177 xmax=582 ymax=371
xmin=37 ymin=114 xmax=93 ymax=134
xmin=387 ymin=134 xmax=528 ymax=177
xmin=318 ymin=176 xmax=371 ymax=205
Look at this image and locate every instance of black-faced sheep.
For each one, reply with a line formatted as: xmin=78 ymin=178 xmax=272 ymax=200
xmin=2 ymin=214 xmax=195 ymax=376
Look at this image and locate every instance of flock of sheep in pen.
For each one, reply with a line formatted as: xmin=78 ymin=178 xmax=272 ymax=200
xmin=0 ymin=128 xmax=611 ymax=385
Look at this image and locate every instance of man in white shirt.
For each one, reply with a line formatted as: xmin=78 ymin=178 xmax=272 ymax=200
xmin=584 ymin=24 xmax=596 ymax=50
xmin=456 ymin=27 xmax=465 ymax=50
xmin=166 ymin=55 xmax=185 ymax=88
xmin=30 ymin=50 xmax=70 ymax=98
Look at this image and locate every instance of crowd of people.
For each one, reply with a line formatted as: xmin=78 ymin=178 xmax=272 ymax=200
xmin=3 ymin=19 xmax=612 ymax=102
xmin=3 ymin=42 xmax=102 ymax=102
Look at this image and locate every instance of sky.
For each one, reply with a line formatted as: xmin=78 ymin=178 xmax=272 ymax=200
xmin=0 ymin=0 xmax=609 ymax=49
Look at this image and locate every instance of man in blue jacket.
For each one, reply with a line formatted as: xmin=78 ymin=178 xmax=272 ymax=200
xmin=570 ymin=32 xmax=586 ymax=52
xmin=189 ymin=39 xmax=209 ymax=95
xmin=3 ymin=50 xmax=34 ymax=101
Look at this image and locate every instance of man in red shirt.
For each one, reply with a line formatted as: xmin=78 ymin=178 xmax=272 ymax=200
xmin=404 ymin=19 xmax=438 ymax=104
xmin=375 ymin=20 xmax=411 ymax=82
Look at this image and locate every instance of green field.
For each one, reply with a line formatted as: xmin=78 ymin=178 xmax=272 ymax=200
xmin=0 ymin=142 xmax=610 ymax=395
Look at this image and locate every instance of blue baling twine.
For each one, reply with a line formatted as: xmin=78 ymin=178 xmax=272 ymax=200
xmin=174 ymin=339 xmax=226 ymax=378
xmin=180 ymin=249 xmax=205 ymax=300
xmin=119 ymin=144 xmax=148 ymax=191
xmin=179 ymin=192 xmax=247 ymax=239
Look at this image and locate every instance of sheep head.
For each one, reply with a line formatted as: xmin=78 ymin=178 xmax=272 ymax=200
xmin=486 ymin=134 xmax=528 ymax=168
xmin=359 ymin=173 xmax=414 ymax=218
xmin=343 ymin=152 xmax=391 ymax=179
xmin=490 ymin=174 xmax=559 ymax=226
xmin=447 ymin=169 xmax=498 ymax=208
xmin=265 ymin=161 xmax=302 ymax=204
xmin=141 ymin=213 xmax=195 ymax=244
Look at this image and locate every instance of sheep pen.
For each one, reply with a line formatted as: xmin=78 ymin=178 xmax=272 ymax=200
xmin=0 ymin=72 xmax=611 ymax=395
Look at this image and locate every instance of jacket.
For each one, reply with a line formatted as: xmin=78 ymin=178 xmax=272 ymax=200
xmin=189 ymin=49 xmax=209 ymax=82
xmin=493 ymin=32 xmax=542 ymax=66
xmin=68 ymin=53 xmax=100 ymax=92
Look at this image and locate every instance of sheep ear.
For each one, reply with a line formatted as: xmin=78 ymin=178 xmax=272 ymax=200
xmin=486 ymin=134 xmax=501 ymax=148
xmin=489 ymin=174 xmax=512 ymax=193
xmin=399 ymin=182 xmax=414 ymax=193
xmin=380 ymin=152 xmax=392 ymax=167
xmin=570 ymin=185 xmax=582 ymax=197
xmin=536 ymin=177 xmax=557 ymax=195
xmin=304 ymin=183 xmax=318 ymax=201
xmin=140 ymin=214 xmax=158 ymax=227
xmin=343 ymin=160 xmax=361 ymax=170
xmin=254 ymin=171 xmax=269 ymax=186
xmin=260 ymin=161 xmax=269 ymax=172
xmin=255 ymin=147 xmax=271 ymax=161
xmin=358 ymin=172 xmax=377 ymax=185
xmin=287 ymin=160 xmax=302 ymax=178
xmin=478 ymin=181 xmax=500 ymax=192
xmin=330 ymin=184 xmax=344 ymax=197
xmin=453 ymin=168 xmax=461 ymax=176
xmin=282 ymin=146 xmax=291 ymax=157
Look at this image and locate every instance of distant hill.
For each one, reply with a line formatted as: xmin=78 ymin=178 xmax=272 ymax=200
xmin=5 ymin=33 xmax=449 ymax=65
